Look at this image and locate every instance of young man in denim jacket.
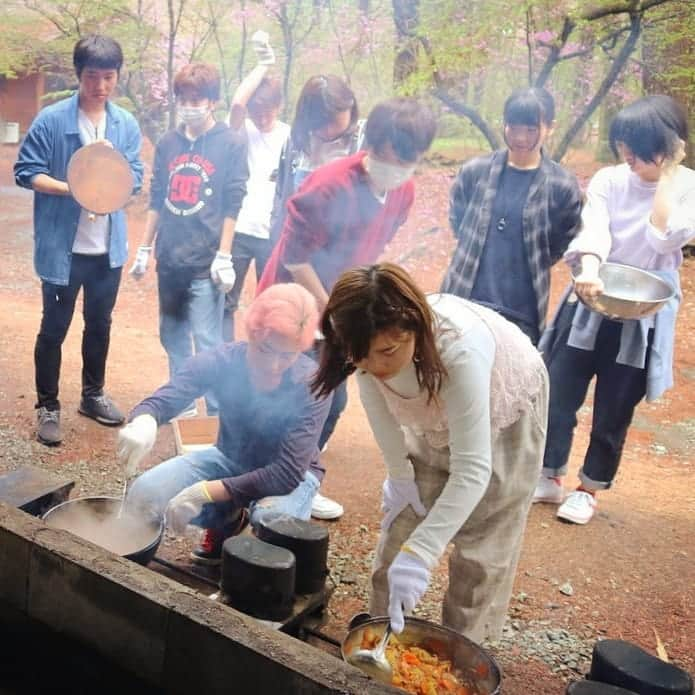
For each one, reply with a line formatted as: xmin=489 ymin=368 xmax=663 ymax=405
xmin=15 ymin=35 xmax=143 ymax=446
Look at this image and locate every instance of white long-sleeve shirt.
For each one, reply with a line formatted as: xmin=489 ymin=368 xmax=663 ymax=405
xmin=356 ymin=294 xmax=545 ymax=568
xmin=566 ymin=163 xmax=695 ymax=268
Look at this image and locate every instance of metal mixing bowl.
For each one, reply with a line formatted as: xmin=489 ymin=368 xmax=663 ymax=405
xmin=575 ymin=262 xmax=674 ymax=320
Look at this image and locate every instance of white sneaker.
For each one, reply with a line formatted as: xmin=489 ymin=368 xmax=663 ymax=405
xmin=532 ymin=474 xmax=565 ymax=504
xmin=556 ymin=490 xmax=597 ymax=525
xmin=311 ymin=492 xmax=344 ymax=520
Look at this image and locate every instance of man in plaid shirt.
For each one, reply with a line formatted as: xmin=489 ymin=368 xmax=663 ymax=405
xmin=441 ymin=88 xmax=582 ymax=344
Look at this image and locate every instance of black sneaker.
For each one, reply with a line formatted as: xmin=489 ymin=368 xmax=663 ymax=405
xmin=78 ymin=394 xmax=125 ymax=426
xmin=190 ymin=509 xmax=249 ymax=566
xmin=37 ymin=407 xmax=61 ymax=446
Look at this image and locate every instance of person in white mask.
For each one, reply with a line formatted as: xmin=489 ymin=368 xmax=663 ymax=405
xmin=128 ymin=63 xmax=248 ymax=418
xmin=257 ymin=97 xmax=437 ymax=521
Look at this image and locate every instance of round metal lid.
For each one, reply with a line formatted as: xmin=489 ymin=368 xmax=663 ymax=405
xmin=67 ymin=142 xmax=134 ymax=215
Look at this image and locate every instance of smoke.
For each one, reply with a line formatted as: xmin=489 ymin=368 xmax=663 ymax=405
xmin=44 ymin=499 xmax=159 ymax=556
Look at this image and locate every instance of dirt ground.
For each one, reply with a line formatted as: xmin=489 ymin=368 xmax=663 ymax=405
xmin=0 ymin=141 xmax=693 ymax=694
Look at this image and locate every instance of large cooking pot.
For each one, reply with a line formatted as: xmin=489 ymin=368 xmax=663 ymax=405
xmin=42 ymin=496 xmax=163 ymax=566
xmin=342 ymin=615 xmax=501 ymax=694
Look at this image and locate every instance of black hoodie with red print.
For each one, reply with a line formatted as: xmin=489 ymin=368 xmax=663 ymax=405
xmin=149 ymin=122 xmax=248 ymax=274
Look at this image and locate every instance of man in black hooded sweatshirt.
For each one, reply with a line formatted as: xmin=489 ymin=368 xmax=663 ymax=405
xmin=130 ymin=63 xmax=248 ymax=417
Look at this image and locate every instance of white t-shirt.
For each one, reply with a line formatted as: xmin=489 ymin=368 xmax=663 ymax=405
xmin=235 ymin=118 xmax=290 ymax=239
xmin=72 ymin=109 xmax=110 ymax=255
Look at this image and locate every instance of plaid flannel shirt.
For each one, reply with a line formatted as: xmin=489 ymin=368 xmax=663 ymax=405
xmin=440 ymin=150 xmax=583 ymax=332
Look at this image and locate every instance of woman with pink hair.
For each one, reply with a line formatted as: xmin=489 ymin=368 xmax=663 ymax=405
xmin=118 ymin=283 xmax=332 ymax=564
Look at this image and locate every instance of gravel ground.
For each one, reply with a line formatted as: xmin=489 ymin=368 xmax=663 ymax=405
xmin=0 ymin=423 xmax=127 ymax=498
xmin=326 ymin=529 xmax=600 ymax=685
xmin=2 ymin=414 xmax=598 ymax=688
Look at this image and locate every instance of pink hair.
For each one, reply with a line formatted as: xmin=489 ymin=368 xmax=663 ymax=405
xmin=245 ymin=283 xmax=318 ymax=351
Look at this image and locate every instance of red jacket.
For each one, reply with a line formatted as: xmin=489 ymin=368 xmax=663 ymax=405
xmin=257 ymin=151 xmax=414 ymax=294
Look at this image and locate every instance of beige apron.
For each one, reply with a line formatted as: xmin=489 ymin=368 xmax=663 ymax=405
xmin=370 ymin=303 xmax=548 ymax=643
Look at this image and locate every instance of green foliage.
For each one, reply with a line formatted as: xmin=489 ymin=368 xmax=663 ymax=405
xmin=2 ymin=0 xmax=692 ymax=156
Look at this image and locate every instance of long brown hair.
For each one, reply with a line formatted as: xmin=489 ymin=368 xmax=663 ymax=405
xmin=311 ymin=264 xmax=447 ymax=402
xmin=291 ymin=75 xmax=358 ymax=155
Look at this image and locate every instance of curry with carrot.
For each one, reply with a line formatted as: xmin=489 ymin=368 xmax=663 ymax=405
xmin=359 ymin=627 xmax=473 ymax=695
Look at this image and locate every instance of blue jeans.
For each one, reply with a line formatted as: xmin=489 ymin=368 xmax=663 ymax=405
xmin=159 ymin=277 xmax=223 ymax=414
xmin=223 ymin=233 xmax=272 ymax=342
xmin=127 ymin=446 xmax=320 ymax=530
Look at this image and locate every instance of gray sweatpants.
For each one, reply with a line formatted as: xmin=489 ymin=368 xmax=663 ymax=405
xmin=369 ymin=372 xmax=548 ymax=644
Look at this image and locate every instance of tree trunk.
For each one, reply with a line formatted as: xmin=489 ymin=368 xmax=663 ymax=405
xmin=166 ymin=0 xmax=179 ymax=131
xmin=280 ymin=5 xmax=294 ymax=122
xmin=392 ymin=0 xmax=419 ymax=86
xmin=552 ymin=12 xmax=642 ymax=161
xmin=595 ymin=92 xmax=623 ymax=163
xmin=642 ymin=8 xmax=695 ymax=168
xmin=236 ymin=0 xmax=248 ymax=87
xmin=433 ymin=88 xmax=500 ymax=150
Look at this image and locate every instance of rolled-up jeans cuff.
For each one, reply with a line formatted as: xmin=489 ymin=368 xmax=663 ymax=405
xmin=578 ymin=469 xmax=612 ymax=491
xmin=542 ymin=465 xmax=567 ymax=478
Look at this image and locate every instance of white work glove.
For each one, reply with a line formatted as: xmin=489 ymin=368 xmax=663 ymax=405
xmin=381 ymin=477 xmax=427 ymax=531
xmin=117 ymin=414 xmax=158 ymax=478
xmin=165 ymin=482 xmax=212 ymax=536
xmin=210 ymin=252 xmax=236 ymax=293
xmin=129 ymin=245 xmax=152 ymax=279
xmin=251 ymin=30 xmax=275 ymax=66
xmin=388 ymin=551 xmax=431 ymax=634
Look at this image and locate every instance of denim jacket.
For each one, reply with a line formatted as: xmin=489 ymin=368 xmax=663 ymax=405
xmin=14 ymin=94 xmax=144 ymax=285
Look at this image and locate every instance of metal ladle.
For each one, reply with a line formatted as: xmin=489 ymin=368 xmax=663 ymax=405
xmin=117 ymin=476 xmax=132 ymax=519
xmin=347 ymin=622 xmax=393 ymax=683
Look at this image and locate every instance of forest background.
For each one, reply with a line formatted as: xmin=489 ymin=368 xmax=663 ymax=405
xmin=0 ymin=0 xmax=693 ymax=167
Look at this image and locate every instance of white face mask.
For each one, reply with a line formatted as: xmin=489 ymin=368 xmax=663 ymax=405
xmin=178 ymin=104 xmax=210 ymax=129
xmin=366 ymin=157 xmax=416 ymax=192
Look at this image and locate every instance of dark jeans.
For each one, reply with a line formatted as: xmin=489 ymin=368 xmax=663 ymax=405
xmin=223 ymin=234 xmax=272 ymax=342
xmin=35 ymin=254 xmax=122 ymax=410
xmin=542 ymin=300 xmax=651 ymax=489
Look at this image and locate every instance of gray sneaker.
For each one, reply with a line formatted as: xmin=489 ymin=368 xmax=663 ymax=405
xmin=78 ymin=394 xmax=125 ymax=426
xmin=37 ymin=407 xmax=61 ymax=446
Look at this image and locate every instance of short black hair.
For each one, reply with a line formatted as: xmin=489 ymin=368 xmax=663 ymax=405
xmin=73 ymin=35 xmax=124 ymax=78
xmin=609 ymin=95 xmax=688 ymax=163
xmin=364 ymin=98 xmax=437 ymax=162
xmin=503 ymin=87 xmax=555 ymax=127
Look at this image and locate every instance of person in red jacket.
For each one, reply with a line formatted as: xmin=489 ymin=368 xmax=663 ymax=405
xmin=258 ymin=97 xmax=436 ymax=520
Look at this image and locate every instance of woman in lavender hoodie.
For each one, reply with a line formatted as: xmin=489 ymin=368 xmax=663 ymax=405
xmin=534 ymin=95 xmax=695 ymax=525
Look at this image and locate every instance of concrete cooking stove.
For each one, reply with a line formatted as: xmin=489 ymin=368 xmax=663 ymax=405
xmin=0 ymin=465 xmax=397 ymax=694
